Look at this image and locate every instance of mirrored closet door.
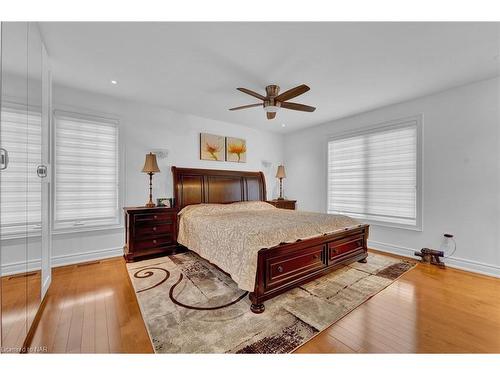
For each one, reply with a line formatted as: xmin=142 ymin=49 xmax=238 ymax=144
xmin=0 ymin=22 xmax=51 ymax=352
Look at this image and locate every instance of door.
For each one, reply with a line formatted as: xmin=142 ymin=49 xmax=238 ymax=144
xmin=0 ymin=21 xmax=50 ymax=352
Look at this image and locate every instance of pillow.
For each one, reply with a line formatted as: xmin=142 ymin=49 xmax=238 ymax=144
xmin=178 ymin=201 xmax=275 ymax=218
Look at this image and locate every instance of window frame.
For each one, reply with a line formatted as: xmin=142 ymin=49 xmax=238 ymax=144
xmin=326 ymin=115 xmax=423 ymax=231
xmin=52 ymin=109 xmax=122 ymax=234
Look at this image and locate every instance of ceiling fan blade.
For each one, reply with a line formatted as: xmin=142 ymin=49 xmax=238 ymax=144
xmin=266 ymin=112 xmax=276 ymax=120
xmin=275 ymin=84 xmax=310 ymax=102
xmin=237 ymin=88 xmax=266 ymax=100
xmin=280 ymin=102 xmax=316 ymax=112
xmin=229 ymin=103 xmax=262 ymax=111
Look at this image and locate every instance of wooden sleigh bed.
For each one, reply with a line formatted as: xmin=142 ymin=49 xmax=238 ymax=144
xmin=172 ymin=166 xmax=369 ymax=313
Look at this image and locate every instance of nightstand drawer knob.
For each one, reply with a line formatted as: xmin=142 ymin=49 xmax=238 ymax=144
xmin=277 ymin=265 xmax=284 ymax=273
xmin=153 ymin=227 xmax=157 ymax=231
xmin=153 ymin=215 xmax=157 ymax=219
xmin=153 ymin=239 xmax=157 ymax=244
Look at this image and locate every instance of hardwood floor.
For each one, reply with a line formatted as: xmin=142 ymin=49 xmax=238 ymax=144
xmin=26 ymin=251 xmax=500 ymax=353
xmin=1 ymin=271 xmax=41 ymax=351
xmin=29 ymin=258 xmax=153 ymax=353
xmin=296 ymin=259 xmax=500 ymax=353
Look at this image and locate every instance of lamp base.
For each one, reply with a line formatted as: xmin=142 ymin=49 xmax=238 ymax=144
xmin=277 ymin=197 xmax=285 ymax=200
xmin=145 ymin=172 xmax=156 ymax=208
xmin=277 ymin=177 xmax=285 ymax=201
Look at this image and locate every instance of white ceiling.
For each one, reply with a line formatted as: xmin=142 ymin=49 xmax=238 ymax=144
xmin=38 ymin=22 xmax=500 ymax=133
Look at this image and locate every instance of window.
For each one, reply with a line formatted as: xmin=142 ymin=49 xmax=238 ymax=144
xmin=54 ymin=111 xmax=119 ymax=230
xmin=327 ymin=116 xmax=422 ymax=230
xmin=0 ymin=105 xmax=42 ymax=236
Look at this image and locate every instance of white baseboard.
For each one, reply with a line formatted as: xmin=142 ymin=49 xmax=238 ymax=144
xmin=369 ymin=240 xmax=500 ymax=278
xmin=5 ymin=242 xmax=497 ymax=279
xmin=51 ymin=247 xmax=123 ymax=268
xmin=1 ymin=259 xmax=42 ymax=277
xmin=1 ymin=247 xmax=122 ymax=276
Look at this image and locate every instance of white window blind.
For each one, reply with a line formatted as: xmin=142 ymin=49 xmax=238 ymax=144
xmin=54 ymin=111 xmax=119 ymax=229
xmin=0 ymin=105 xmax=42 ymax=236
xmin=328 ymin=118 xmax=421 ymax=229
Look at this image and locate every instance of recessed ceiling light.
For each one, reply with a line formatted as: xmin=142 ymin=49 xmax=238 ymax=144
xmin=111 ymin=80 xmax=118 ymax=85
xmin=281 ymin=124 xmax=286 ymax=128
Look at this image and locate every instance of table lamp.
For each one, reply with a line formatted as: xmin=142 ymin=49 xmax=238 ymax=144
xmin=276 ymin=165 xmax=286 ymax=200
xmin=142 ymin=152 xmax=160 ymax=207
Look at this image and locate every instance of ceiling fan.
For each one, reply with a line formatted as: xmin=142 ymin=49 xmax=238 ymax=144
xmin=229 ymin=84 xmax=316 ymax=120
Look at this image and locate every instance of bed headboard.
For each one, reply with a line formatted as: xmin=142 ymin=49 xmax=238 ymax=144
xmin=171 ymin=166 xmax=267 ymax=210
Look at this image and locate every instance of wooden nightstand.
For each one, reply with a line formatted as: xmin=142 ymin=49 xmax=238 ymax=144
xmin=123 ymin=206 xmax=180 ymax=262
xmin=266 ymin=199 xmax=296 ymax=210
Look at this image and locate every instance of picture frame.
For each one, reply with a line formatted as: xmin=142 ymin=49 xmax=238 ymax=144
xmin=157 ymin=197 xmax=171 ymax=208
xmin=200 ymin=133 xmax=225 ymax=161
xmin=225 ymin=137 xmax=247 ymax=163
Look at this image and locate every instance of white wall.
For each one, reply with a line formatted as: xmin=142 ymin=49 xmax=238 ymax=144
xmin=5 ymin=74 xmax=498 ymax=278
xmin=45 ymin=85 xmax=285 ymax=266
xmin=284 ymin=77 xmax=500 ymax=276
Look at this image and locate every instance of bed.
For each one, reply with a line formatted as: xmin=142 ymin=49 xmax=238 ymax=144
xmin=172 ymin=166 xmax=369 ymax=313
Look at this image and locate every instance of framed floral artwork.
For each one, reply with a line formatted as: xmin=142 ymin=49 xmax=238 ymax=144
xmin=200 ymin=133 xmax=225 ymax=161
xmin=226 ymin=137 xmax=247 ymax=163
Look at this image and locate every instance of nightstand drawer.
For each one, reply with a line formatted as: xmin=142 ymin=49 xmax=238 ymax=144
xmin=135 ymin=223 xmax=174 ymax=236
xmin=133 ymin=234 xmax=174 ymax=250
xmin=135 ymin=212 xmax=175 ymax=224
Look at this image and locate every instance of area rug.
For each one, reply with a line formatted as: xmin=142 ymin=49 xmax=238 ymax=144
xmin=127 ymin=251 xmax=415 ymax=353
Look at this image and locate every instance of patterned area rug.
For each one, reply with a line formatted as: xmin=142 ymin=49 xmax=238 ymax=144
xmin=127 ymin=251 xmax=415 ymax=353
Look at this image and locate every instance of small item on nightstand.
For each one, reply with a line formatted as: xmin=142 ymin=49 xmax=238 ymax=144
xmin=142 ymin=152 xmax=160 ymax=208
xmin=157 ymin=197 xmax=172 ymax=208
xmin=275 ymin=165 xmax=286 ymax=200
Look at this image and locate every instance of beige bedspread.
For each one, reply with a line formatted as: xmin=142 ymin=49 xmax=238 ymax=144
xmin=176 ymin=201 xmax=361 ymax=291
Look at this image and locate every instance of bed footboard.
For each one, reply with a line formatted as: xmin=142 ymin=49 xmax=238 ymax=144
xmin=249 ymin=224 xmax=369 ymax=313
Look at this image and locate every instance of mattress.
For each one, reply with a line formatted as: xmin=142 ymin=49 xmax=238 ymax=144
xmin=176 ymin=201 xmax=361 ymax=291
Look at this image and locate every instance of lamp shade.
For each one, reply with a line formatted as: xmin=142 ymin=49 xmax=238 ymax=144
xmin=141 ymin=152 xmax=160 ymax=174
xmin=276 ymin=165 xmax=286 ymax=178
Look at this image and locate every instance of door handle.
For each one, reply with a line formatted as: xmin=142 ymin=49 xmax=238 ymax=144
xmin=0 ymin=148 xmax=8 ymax=170
xmin=37 ymin=164 xmax=48 ymax=178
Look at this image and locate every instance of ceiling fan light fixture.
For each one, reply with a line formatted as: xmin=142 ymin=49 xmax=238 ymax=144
xmin=230 ymin=84 xmax=315 ymax=120
xmin=264 ymin=105 xmax=280 ymax=113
